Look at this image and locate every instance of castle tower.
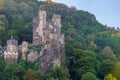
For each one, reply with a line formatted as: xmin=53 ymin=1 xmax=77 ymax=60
xmin=4 ymin=38 xmax=18 ymax=63
xmin=33 ymin=11 xmax=47 ymax=45
xmin=39 ymin=11 xmax=46 ymax=27
xmin=52 ymin=14 xmax=61 ymax=35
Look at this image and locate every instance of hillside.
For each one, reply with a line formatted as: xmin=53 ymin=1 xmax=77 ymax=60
xmin=0 ymin=0 xmax=120 ymax=80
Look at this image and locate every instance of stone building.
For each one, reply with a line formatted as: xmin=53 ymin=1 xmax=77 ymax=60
xmin=33 ymin=11 xmax=65 ymax=74
xmin=4 ymin=38 xmax=18 ymax=63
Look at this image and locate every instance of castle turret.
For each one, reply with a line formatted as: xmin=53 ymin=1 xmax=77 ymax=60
xmin=33 ymin=11 xmax=47 ymax=45
xmin=4 ymin=38 xmax=18 ymax=63
xmin=52 ymin=14 xmax=61 ymax=35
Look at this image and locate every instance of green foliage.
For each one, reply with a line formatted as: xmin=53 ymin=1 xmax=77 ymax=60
xmin=0 ymin=60 xmax=40 ymax=80
xmin=81 ymin=72 xmax=99 ymax=80
xmin=28 ymin=44 xmax=42 ymax=54
xmin=70 ymin=49 xmax=99 ymax=80
xmin=44 ymin=66 xmax=70 ymax=80
xmin=102 ymin=46 xmax=116 ymax=60
xmin=23 ymin=69 xmax=39 ymax=80
xmin=98 ymin=60 xmax=115 ymax=79
xmin=4 ymin=62 xmax=25 ymax=80
xmin=0 ymin=57 xmax=5 ymax=80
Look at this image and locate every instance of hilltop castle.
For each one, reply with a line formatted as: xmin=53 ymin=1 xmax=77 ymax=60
xmin=4 ymin=11 xmax=65 ymax=74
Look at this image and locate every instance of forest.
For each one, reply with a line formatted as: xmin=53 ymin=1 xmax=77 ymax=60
xmin=0 ymin=0 xmax=120 ymax=80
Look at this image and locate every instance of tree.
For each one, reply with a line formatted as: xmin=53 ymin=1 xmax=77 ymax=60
xmin=4 ymin=63 xmax=25 ymax=80
xmin=24 ymin=69 xmax=39 ymax=80
xmin=104 ymin=74 xmax=117 ymax=80
xmin=72 ymin=50 xmax=99 ymax=80
xmin=102 ymin=46 xmax=116 ymax=60
xmin=0 ymin=14 xmax=8 ymax=45
xmin=88 ymin=41 xmax=97 ymax=51
xmin=45 ymin=66 xmax=70 ymax=80
xmin=7 ymin=29 xmax=18 ymax=40
xmin=81 ymin=72 xmax=98 ymax=80
xmin=73 ymin=42 xmax=83 ymax=49
xmin=0 ymin=57 xmax=5 ymax=80
xmin=98 ymin=60 xmax=114 ymax=79
xmin=112 ymin=62 xmax=120 ymax=80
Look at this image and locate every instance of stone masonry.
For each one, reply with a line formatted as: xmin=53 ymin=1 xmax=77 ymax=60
xmin=33 ymin=11 xmax=65 ymax=74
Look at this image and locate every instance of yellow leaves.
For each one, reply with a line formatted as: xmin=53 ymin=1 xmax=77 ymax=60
xmin=46 ymin=0 xmax=52 ymax=4
xmin=0 ymin=0 xmax=4 ymax=10
xmin=104 ymin=74 xmax=117 ymax=80
xmin=112 ymin=62 xmax=120 ymax=80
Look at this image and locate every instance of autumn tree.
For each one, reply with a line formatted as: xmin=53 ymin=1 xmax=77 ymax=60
xmin=112 ymin=62 xmax=120 ymax=80
xmin=104 ymin=74 xmax=117 ymax=80
xmin=102 ymin=46 xmax=116 ymax=60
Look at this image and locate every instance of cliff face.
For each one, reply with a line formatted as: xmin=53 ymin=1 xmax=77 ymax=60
xmin=33 ymin=11 xmax=65 ymax=74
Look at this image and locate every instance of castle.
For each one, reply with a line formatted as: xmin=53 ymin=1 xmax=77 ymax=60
xmin=4 ymin=11 xmax=65 ymax=74
xmin=33 ymin=11 xmax=65 ymax=74
xmin=4 ymin=37 xmax=18 ymax=63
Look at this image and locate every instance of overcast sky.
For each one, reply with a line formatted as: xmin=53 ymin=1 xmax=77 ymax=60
xmin=49 ymin=0 xmax=120 ymax=28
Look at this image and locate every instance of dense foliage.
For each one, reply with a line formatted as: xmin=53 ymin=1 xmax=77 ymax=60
xmin=0 ymin=0 xmax=120 ymax=80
